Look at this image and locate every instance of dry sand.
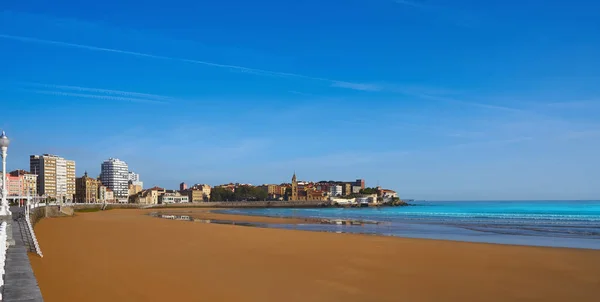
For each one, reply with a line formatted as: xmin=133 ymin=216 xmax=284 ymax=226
xmin=30 ymin=209 xmax=600 ymax=302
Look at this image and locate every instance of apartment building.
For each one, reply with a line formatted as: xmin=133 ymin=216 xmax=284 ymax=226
xmin=258 ymin=184 xmax=278 ymax=195
xmin=100 ymin=158 xmax=129 ymax=202
xmin=190 ymin=184 xmax=212 ymax=200
xmin=128 ymin=171 xmax=140 ymax=182
xmin=30 ymin=154 xmax=76 ymax=200
xmin=6 ymin=170 xmax=38 ymax=196
xmin=329 ymin=185 xmax=343 ymax=197
xmin=186 ymin=189 xmax=203 ymax=202
xmin=98 ymin=184 xmax=108 ymax=203
xmin=0 ymin=175 xmax=21 ymax=196
xmin=258 ymin=184 xmax=286 ymax=199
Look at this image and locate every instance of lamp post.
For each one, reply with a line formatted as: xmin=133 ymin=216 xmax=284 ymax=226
xmin=0 ymin=131 xmax=10 ymax=216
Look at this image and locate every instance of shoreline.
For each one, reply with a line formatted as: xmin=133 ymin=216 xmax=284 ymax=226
xmin=153 ymin=208 xmax=600 ymax=251
xmin=215 ymin=209 xmax=600 ymax=250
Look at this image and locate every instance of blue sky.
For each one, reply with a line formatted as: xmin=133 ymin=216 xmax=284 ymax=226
xmin=1 ymin=0 xmax=599 ymax=200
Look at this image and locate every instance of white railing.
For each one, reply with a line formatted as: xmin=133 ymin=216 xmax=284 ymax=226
xmin=0 ymin=221 xmax=7 ymax=300
xmin=24 ymin=209 xmax=43 ymax=258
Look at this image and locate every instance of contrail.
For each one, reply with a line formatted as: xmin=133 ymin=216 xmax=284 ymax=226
xmin=0 ymin=33 xmax=355 ymax=86
xmin=19 ymin=82 xmax=173 ymax=101
xmin=21 ymin=83 xmax=172 ymax=101
xmin=23 ymin=89 xmax=169 ymax=104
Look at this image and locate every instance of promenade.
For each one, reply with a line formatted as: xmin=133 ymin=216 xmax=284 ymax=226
xmin=2 ymin=207 xmax=43 ymax=301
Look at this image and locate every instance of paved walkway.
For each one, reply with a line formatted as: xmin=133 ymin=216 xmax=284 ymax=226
xmin=2 ymin=207 xmax=43 ymax=301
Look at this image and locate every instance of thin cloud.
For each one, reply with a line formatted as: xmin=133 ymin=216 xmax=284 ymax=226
xmin=0 ymin=33 xmax=374 ymax=92
xmin=331 ymin=81 xmax=382 ymax=92
xmin=2 ymin=35 xmax=501 ymax=111
xmin=23 ymin=89 xmax=168 ymax=104
xmin=411 ymin=92 xmax=525 ymax=113
xmin=21 ymin=82 xmax=172 ymax=102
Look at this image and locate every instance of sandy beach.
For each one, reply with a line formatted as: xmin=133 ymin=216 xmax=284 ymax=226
xmin=29 ymin=209 xmax=600 ymax=302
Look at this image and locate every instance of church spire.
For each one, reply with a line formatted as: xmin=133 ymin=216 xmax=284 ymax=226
xmin=291 ymin=171 xmax=298 ymax=201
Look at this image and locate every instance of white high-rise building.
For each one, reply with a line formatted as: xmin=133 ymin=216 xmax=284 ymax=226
xmin=100 ymin=158 xmax=129 ymax=202
xmin=128 ymin=171 xmax=143 ymax=188
xmin=128 ymin=171 xmax=140 ymax=182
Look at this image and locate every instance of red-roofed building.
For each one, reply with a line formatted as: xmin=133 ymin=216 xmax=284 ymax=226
xmin=378 ymin=188 xmax=398 ymax=198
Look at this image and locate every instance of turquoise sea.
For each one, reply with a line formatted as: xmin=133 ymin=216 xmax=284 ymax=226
xmin=221 ymin=200 xmax=600 ymax=249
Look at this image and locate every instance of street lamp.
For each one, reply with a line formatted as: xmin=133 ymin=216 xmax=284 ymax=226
xmin=0 ymin=130 xmax=11 ymax=216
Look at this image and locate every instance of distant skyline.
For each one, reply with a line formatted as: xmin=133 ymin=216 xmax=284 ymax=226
xmin=1 ymin=1 xmax=599 ymax=200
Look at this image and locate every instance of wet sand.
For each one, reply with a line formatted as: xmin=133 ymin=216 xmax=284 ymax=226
xmin=151 ymin=208 xmax=308 ymax=224
xmin=30 ymin=209 xmax=600 ymax=302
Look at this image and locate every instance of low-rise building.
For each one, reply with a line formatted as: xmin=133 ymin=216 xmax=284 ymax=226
xmin=9 ymin=170 xmax=38 ymax=196
xmin=356 ymin=194 xmax=379 ymax=204
xmin=130 ymin=186 xmax=165 ymax=204
xmin=98 ymin=185 xmax=107 ymax=203
xmin=304 ymin=189 xmax=327 ymax=201
xmin=159 ymin=191 xmax=189 ymax=204
xmin=105 ymin=188 xmax=115 ymax=202
xmin=128 ymin=182 xmax=143 ymax=196
xmin=379 ymin=188 xmax=398 ymax=198
xmin=330 ymin=197 xmax=356 ymax=205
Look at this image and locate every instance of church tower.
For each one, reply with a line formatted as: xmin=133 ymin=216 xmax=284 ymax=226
xmin=291 ymin=172 xmax=298 ymax=201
